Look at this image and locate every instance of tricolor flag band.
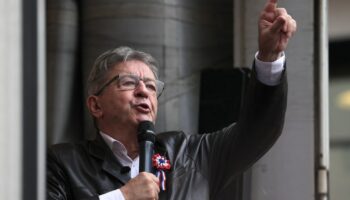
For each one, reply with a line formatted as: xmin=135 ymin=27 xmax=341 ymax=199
xmin=156 ymin=170 xmax=167 ymax=190
xmin=152 ymin=153 xmax=171 ymax=191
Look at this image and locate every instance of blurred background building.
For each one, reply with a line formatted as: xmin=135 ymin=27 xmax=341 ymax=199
xmin=328 ymin=0 xmax=350 ymax=199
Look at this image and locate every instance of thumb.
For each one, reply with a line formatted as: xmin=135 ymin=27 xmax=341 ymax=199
xmin=270 ymin=16 xmax=286 ymax=33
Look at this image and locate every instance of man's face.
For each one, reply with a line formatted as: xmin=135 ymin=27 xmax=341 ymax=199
xmin=95 ymin=60 xmax=158 ymax=128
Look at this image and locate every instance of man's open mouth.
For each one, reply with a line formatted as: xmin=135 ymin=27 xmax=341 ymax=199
xmin=135 ymin=103 xmax=150 ymax=112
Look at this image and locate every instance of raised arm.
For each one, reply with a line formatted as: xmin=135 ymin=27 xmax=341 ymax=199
xmin=186 ymin=0 xmax=296 ymax=197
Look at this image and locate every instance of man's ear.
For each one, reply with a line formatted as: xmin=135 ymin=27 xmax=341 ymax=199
xmin=86 ymin=96 xmax=103 ymax=118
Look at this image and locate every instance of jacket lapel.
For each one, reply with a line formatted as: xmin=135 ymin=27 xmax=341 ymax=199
xmin=89 ymin=134 xmax=131 ymax=184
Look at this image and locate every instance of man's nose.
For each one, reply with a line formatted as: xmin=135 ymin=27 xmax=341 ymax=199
xmin=134 ymin=81 xmax=149 ymax=97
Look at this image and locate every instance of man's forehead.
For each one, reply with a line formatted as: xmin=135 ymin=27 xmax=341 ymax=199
xmin=111 ymin=61 xmax=156 ymax=78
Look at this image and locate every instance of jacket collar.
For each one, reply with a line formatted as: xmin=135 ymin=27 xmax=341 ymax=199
xmin=88 ymin=133 xmax=131 ymax=184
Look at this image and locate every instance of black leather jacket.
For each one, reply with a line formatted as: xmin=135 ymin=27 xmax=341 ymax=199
xmin=47 ymin=70 xmax=287 ymax=200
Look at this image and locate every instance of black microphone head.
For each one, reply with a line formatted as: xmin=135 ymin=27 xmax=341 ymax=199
xmin=137 ymin=121 xmax=156 ymax=142
xmin=137 ymin=121 xmax=155 ymax=134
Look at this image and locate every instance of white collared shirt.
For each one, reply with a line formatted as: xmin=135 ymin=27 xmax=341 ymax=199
xmin=99 ymin=132 xmax=139 ymax=200
xmin=100 ymin=132 xmax=140 ymax=178
xmin=254 ymin=51 xmax=285 ymax=86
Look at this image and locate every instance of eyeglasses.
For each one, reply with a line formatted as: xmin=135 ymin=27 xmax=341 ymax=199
xmin=94 ymin=73 xmax=165 ymax=98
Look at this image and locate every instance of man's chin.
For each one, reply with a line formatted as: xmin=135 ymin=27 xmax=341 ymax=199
xmin=135 ymin=116 xmax=154 ymax=123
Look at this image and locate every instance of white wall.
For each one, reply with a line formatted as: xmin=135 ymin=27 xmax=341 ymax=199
xmin=0 ymin=0 xmax=23 ymax=199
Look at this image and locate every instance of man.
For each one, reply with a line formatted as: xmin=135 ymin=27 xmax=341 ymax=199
xmin=47 ymin=0 xmax=297 ymax=199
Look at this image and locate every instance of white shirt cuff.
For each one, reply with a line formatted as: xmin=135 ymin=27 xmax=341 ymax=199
xmin=99 ymin=189 xmax=125 ymax=200
xmin=254 ymin=51 xmax=285 ymax=86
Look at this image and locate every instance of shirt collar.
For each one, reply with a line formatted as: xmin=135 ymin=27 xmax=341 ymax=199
xmin=99 ymin=131 xmax=128 ymax=156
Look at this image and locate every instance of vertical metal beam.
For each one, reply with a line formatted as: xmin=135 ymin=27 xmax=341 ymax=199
xmin=314 ymin=0 xmax=330 ymax=199
xmin=37 ymin=0 xmax=46 ymax=199
xmin=22 ymin=0 xmax=38 ymax=199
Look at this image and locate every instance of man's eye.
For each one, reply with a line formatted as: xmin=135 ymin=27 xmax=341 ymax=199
xmin=145 ymin=82 xmax=157 ymax=92
xmin=120 ymin=78 xmax=137 ymax=87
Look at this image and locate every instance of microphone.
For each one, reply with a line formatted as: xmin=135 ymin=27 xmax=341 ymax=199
xmin=137 ymin=121 xmax=156 ymax=173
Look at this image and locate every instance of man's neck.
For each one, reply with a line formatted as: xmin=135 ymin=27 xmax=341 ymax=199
xmin=99 ymin=124 xmax=139 ymax=159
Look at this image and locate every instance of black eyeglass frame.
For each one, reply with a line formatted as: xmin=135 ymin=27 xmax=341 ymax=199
xmin=94 ymin=74 xmax=165 ymax=98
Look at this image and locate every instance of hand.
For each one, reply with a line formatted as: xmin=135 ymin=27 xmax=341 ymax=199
xmin=120 ymin=172 xmax=160 ymax=200
xmin=258 ymin=0 xmax=297 ymax=62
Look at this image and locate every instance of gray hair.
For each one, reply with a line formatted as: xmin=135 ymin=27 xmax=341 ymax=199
xmin=87 ymin=46 xmax=159 ymax=96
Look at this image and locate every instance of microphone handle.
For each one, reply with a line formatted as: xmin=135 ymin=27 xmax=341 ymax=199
xmin=139 ymin=140 xmax=154 ymax=173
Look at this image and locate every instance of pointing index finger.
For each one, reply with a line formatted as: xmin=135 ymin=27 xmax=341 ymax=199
xmin=269 ymin=0 xmax=278 ymax=5
xmin=264 ymin=0 xmax=278 ymax=12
